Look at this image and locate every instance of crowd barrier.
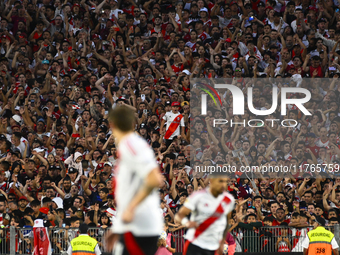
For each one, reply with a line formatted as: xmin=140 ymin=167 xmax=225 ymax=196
xmin=0 ymin=227 xmax=108 ymax=255
xmin=1 ymin=225 xmax=339 ymax=254
xmin=0 ymin=227 xmax=185 ymax=255
xmin=231 ymin=225 xmax=340 ymax=253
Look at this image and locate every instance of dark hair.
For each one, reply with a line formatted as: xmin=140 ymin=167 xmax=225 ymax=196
xmin=329 ymin=217 xmax=339 ymax=223
xmin=42 ymin=197 xmax=52 ymax=204
xmin=270 ymin=201 xmax=280 ymax=206
xmin=304 ymin=191 xmax=313 ymax=196
xmin=246 ymin=213 xmax=257 ymax=220
xmin=64 ymin=175 xmax=71 ymax=182
xmin=70 ymin=216 xmax=80 ymax=223
xmin=292 ymin=212 xmax=300 ymax=218
xmin=315 ymin=204 xmax=324 ymax=210
xmin=25 ymin=207 xmax=34 ymax=214
xmin=100 ymin=188 xmax=109 ymax=194
xmin=253 ymin=195 xmax=262 ymax=201
xmin=86 ymin=210 xmax=95 ymax=222
xmin=263 ymin=216 xmax=275 ymax=222
xmin=10 ymin=215 xmax=21 ymax=225
xmin=300 ymin=213 xmax=307 ymax=219
xmin=56 ymin=208 xmax=65 ymax=218
xmin=108 ymin=106 xmax=135 ymax=132
xmin=79 ymin=223 xmax=89 ymax=234
xmin=36 ymin=20 xmax=44 ymax=26
xmin=329 ymin=208 xmax=338 ymax=214
xmin=99 ymin=214 xmax=112 ymax=226
xmin=277 ymin=192 xmax=286 ymax=198
xmin=315 ymin=191 xmax=323 ymax=196
xmin=13 ymin=132 xmax=22 ymax=140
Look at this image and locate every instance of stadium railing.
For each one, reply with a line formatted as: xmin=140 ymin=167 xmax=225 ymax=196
xmin=231 ymin=225 xmax=340 ymax=253
xmin=171 ymin=228 xmax=185 ymax=253
xmin=1 ymin=227 xmax=107 ymax=255
xmin=2 ymin=225 xmax=339 ymax=255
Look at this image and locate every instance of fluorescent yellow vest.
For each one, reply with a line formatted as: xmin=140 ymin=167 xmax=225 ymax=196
xmin=307 ymin=226 xmax=334 ymax=255
xmin=71 ymin=235 xmax=98 ymax=255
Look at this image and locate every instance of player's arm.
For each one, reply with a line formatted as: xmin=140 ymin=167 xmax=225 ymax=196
xmin=174 ymin=205 xmax=190 ymax=224
xmin=174 ymin=205 xmax=197 ymax=228
xmin=224 ymin=212 xmax=233 ymax=235
xmin=122 ymin=167 xmax=163 ymax=222
xmin=217 ymin=212 xmax=233 ymax=255
xmin=333 ymin=248 xmax=339 ymax=255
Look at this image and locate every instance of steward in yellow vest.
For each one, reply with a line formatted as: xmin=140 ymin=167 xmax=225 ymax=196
xmin=302 ymin=216 xmax=339 ymax=255
xmin=67 ymin=224 xmax=101 ymax=255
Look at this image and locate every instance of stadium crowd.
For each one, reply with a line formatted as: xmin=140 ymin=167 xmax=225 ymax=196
xmin=1 ymin=0 xmax=340 ymax=253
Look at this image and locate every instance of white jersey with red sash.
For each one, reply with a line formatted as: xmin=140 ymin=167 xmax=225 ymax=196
xmin=0 ymin=182 xmax=7 ymax=192
xmin=183 ymin=189 xmax=235 ymax=251
xmin=163 ymin=111 xmax=185 ymax=140
xmin=292 ymin=227 xmax=308 ymax=252
xmin=112 ymin=132 xmax=162 ymax=236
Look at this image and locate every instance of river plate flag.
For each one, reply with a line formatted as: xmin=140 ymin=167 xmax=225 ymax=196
xmin=33 ymin=219 xmax=52 ymax=255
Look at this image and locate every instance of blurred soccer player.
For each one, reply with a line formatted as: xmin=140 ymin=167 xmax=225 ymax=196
xmin=174 ymin=175 xmax=235 ymax=255
xmin=106 ymin=106 xmax=163 ymax=255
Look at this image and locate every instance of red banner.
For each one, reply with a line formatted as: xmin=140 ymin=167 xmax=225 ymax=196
xmin=33 ymin=220 xmax=52 ymax=255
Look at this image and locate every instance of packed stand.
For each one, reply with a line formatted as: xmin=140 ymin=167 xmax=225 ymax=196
xmin=0 ymin=0 xmax=340 ymax=253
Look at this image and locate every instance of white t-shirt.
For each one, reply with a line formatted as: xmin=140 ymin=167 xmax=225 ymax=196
xmin=112 ymin=132 xmax=162 ymax=236
xmin=110 ymin=9 xmax=123 ymax=19
xmin=315 ymin=138 xmax=329 ymax=148
xmin=6 ymin=134 xmax=28 ymax=157
xmin=184 ymin=189 xmax=235 ymax=250
xmin=162 ymin=111 xmax=185 ymax=140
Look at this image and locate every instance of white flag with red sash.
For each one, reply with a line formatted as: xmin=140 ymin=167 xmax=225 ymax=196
xmin=33 ymin=219 xmax=52 ymax=255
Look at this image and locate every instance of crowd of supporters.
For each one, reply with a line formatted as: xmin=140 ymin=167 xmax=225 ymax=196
xmin=1 ymin=0 xmax=340 ymax=253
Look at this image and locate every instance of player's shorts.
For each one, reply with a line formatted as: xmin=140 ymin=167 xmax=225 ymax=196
xmin=184 ymin=241 xmax=216 ymax=255
xmin=113 ymin=232 xmax=158 ymax=255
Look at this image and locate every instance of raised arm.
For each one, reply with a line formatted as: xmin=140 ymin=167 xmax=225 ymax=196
xmin=51 ymin=182 xmax=65 ymax=199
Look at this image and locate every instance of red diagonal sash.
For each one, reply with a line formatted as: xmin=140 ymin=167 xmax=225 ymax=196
xmin=193 ymin=196 xmax=231 ymax=240
xmin=164 ymin=114 xmax=183 ymax=139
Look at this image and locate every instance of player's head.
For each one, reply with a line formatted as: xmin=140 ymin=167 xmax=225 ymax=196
xmin=108 ymin=106 xmax=136 ymax=133
xmin=209 ymin=176 xmax=229 ymax=195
